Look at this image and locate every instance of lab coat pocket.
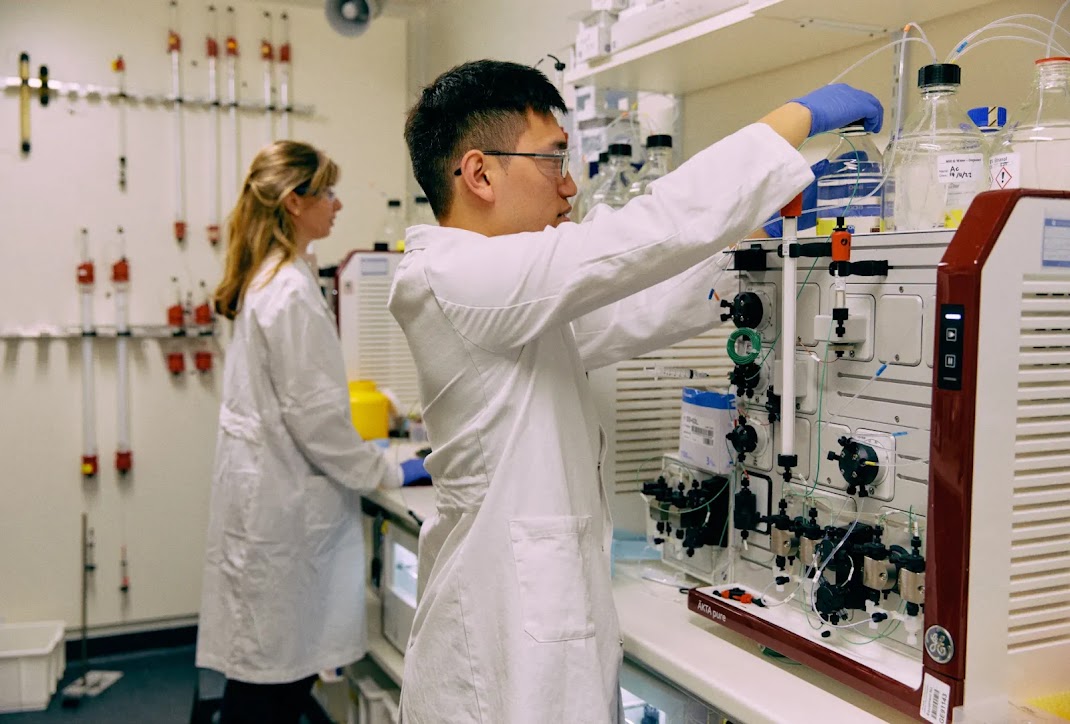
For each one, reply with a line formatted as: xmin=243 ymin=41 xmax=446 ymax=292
xmin=304 ymin=473 xmax=347 ymax=534
xmin=509 ymin=516 xmax=596 ymax=643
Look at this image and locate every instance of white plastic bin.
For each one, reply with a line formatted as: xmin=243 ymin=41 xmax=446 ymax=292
xmin=0 ymin=621 xmax=66 ymax=713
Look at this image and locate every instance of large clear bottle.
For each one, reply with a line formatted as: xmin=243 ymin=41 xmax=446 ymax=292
xmin=629 ymin=134 xmax=673 ymax=197
xmin=572 ymin=152 xmax=608 ymax=222
xmin=378 ymin=199 xmax=405 ymax=251
xmin=990 ymin=58 xmax=1070 ymax=191
xmin=412 ymin=195 xmax=437 ymax=226
xmin=815 ymin=122 xmax=883 ymax=236
xmin=590 ymin=143 xmax=635 ymax=210
xmin=883 ymin=64 xmax=988 ymax=231
xmin=967 ymin=105 xmax=1008 ymax=155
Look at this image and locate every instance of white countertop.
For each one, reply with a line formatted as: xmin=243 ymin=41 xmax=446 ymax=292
xmin=361 ymin=490 xmax=913 ymax=722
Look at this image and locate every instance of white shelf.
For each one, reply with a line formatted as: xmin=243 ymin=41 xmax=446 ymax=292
xmin=565 ymin=0 xmax=998 ymax=94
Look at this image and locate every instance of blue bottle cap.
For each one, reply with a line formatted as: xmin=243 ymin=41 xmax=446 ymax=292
xmin=967 ymin=106 xmax=1007 ymax=132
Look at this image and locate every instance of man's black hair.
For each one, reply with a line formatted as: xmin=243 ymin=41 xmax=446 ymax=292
xmin=404 ymin=60 xmax=567 ymax=219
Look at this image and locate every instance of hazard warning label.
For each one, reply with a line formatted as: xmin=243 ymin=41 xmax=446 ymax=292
xmin=990 ymin=152 xmax=1020 ymax=190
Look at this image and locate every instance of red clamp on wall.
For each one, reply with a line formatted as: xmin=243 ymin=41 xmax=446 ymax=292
xmin=116 ymin=450 xmax=132 ymax=473
xmin=168 ymin=352 xmax=186 ymax=375
xmin=77 ymin=262 xmax=95 ymax=286
xmin=111 ymin=258 xmax=129 ymax=283
xmin=194 ymin=351 xmax=213 ymax=372
xmin=81 ymin=454 xmax=99 ymax=477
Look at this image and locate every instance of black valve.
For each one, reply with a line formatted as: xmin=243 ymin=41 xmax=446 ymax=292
xmin=827 ymin=437 xmax=880 ymax=496
xmin=720 ymin=291 xmax=765 ymax=328
xmin=763 ymin=386 xmax=781 ymax=423
xmin=729 ymin=362 xmax=763 ymax=398
xmin=832 ymin=306 xmax=849 ymax=339
xmin=725 ymin=416 xmax=759 ymax=462
xmin=733 ymin=480 xmax=761 ymax=540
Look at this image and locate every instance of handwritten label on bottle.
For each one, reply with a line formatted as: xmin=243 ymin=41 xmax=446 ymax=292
xmin=937 ymin=154 xmax=985 ymax=184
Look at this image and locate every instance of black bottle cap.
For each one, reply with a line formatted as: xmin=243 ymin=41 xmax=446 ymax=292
xmin=918 ymin=63 xmax=961 ymax=88
xmin=607 ymin=143 xmax=632 ymax=157
xmin=646 ymin=134 xmax=672 ymax=148
xmin=387 ymin=199 xmax=401 ymax=207
xmin=373 ymin=242 xmax=389 ymax=251
xmin=415 ymin=196 xmax=429 ymax=205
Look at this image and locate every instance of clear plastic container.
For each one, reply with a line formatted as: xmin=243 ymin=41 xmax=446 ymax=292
xmin=412 ymin=196 xmax=437 ymax=227
xmin=990 ymin=58 xmax=1070 ymax=191
xmin=590 ymin=143 xmax=635 ymax=210
xmin=815 ymin=123 xmax=883 ymax=236
xmin=378 ymin=199 xmax=405 ymax=251
xmin=629 ymin=134 xmax=673 ymax=197
xmin=883 ymin=63 xmax=988 ymax=231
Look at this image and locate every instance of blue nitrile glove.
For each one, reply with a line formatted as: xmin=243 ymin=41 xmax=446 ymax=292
xmin=401 ymin=457 xmax=430 ymax=486
xmin=763 ymin=159 xmax=831 ymax=238
xmin=790 ymin=84 xmax=884 ymax=137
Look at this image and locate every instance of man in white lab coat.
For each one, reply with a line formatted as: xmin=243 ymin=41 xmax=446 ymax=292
xmin=388 ymin=60 xmax=882 ymax=723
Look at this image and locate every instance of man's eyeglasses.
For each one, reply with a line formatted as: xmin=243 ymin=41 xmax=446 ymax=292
xmin=453 ymin=150 xmax=570 ymax=179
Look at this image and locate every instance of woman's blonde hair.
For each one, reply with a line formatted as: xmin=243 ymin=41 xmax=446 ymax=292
xmin=215 ymin=140 xmax=339 ymax=319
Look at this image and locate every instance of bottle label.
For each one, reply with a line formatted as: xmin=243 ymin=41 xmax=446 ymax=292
xmin=936 ymin=154 xmax=985 ymax=184
xmin=990 ymin=152 xmax=1021 ymax=190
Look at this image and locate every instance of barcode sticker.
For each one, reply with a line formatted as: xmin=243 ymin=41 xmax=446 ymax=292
xmin=920 ymin=673 xmax=951 ymax=724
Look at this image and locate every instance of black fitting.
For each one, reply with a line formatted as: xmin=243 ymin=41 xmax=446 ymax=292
xmin=782 ymin=241 xmax=832 ymax=259
xmin=729 ymin=244 xmax=770 ymax=272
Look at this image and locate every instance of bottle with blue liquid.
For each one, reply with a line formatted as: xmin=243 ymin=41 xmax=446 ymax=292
xmin=816 ymin=121 xmax=883 ymax=236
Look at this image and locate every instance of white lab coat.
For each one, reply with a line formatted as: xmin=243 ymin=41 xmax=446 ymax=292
xmin=196 ymin=254 xmax=402 ymax=684
xmin=388 ymin=123 xmax=811 ymax=723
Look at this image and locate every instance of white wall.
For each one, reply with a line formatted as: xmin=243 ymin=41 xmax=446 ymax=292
xmin=0 ymin=0 xmax=408 ymax=632
xmin=415 ymin=0 xmax=586 ymax=82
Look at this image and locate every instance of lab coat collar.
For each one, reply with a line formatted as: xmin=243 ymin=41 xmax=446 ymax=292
xmin=405 ymin=224 xmax=484 ymax=251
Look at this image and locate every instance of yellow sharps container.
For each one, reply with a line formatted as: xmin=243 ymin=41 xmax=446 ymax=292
xmin=348 ymin=380 xmax=390 ymax=440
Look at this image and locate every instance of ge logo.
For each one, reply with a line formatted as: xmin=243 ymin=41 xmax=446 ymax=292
xmin=925 ymin=625 xmax=955 ymax=664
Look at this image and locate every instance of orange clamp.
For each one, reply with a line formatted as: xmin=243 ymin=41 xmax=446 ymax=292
xmin=781 ymin=193 xmax=804 ymax=219
xmin=831 ymin=226 xmax=852 ymax=263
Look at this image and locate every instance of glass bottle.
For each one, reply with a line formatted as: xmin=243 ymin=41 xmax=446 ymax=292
xmin=412 ymin=196 xmax=437 ymax=227
xmin=378 ymin=199 xmax=405 ymax=251
xmin=815 ymin=122 xmax=883 ymax=236
xmin=966 ymin=105 xmax=1008 ymax=156
xmin=883 ymin=63 xmax=987 ymax=231
xmin=590 ymin=143 xmax=634 ymax=210
xmin=990 ymin=58 xmax=1070 ymax=191
xmin=572 ymin=151 xmax=608 ymax=223
xmin=629 ymin=134 xmax=673 ymax=197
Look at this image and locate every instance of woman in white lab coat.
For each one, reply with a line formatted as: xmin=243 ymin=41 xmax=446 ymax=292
xmin=196 ymin=141 xmax=426 ymax=724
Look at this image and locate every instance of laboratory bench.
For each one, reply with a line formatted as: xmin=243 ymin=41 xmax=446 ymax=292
xmin=357 ymin=487 xmax=913 ymax=723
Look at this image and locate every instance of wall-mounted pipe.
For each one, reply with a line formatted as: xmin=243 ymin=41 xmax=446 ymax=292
xmin=279 ymin=12 xmax=291 ymax=139
xmin=261 ymin=10 xmax=275 ymax=143
xmin=168 ymin=0 xmax=187 ymax=243
xmin=206 ymin=5 xmax=221 ymax=246
xmin=78 ymin=229 xmax=98 ymax=478
xmin=113 ymin=227 xmax=132 ymax=474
